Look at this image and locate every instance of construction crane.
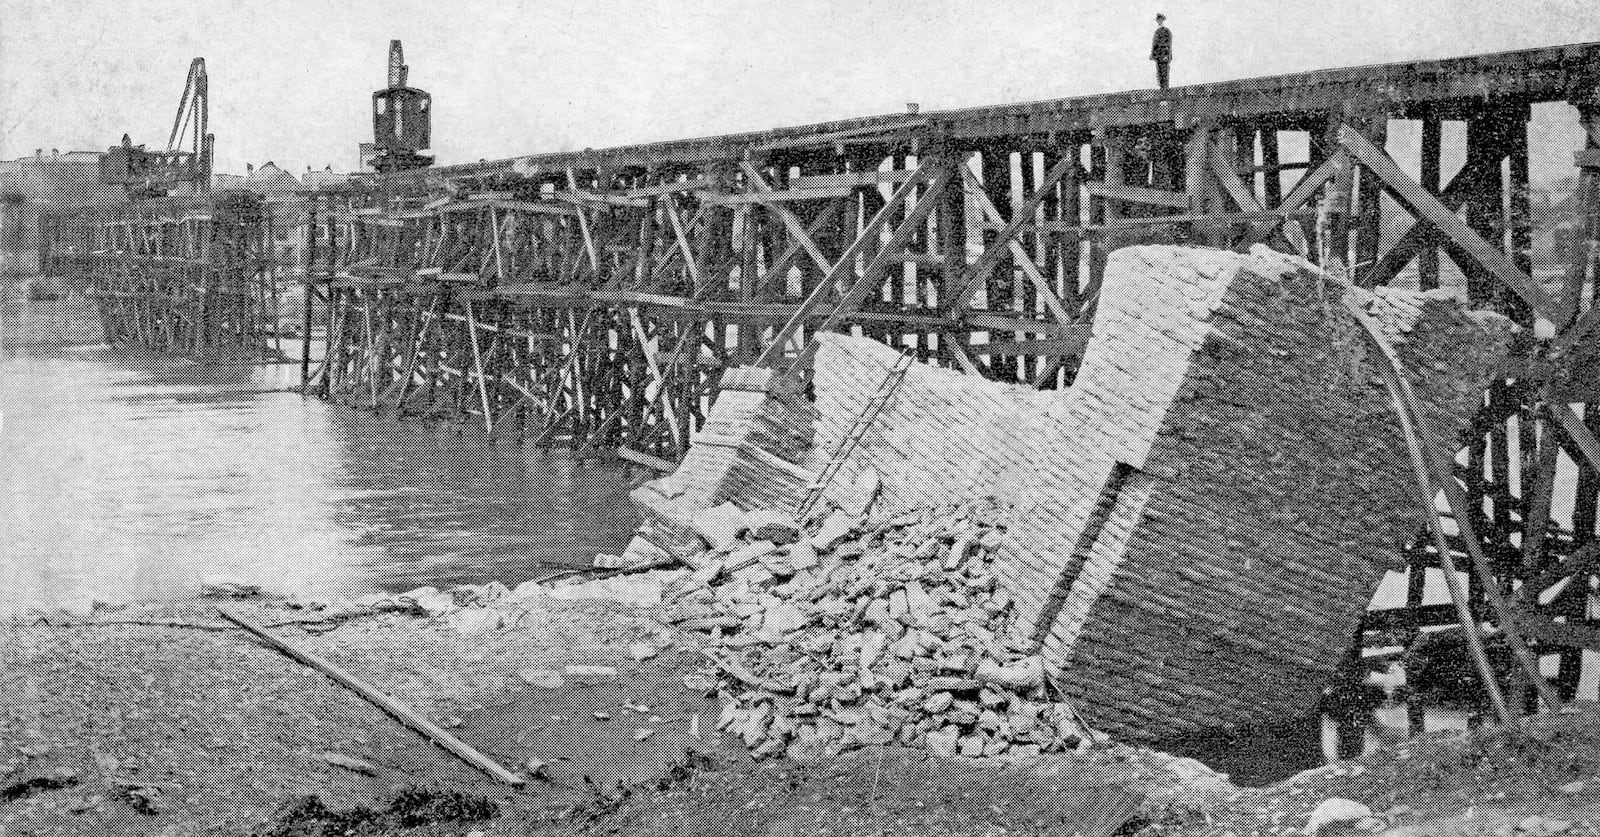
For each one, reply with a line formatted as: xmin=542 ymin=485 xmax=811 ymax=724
xmin=100 ymin=58 xmax=213 ymax=198
xmin=370 ymin=40 xmax=433 ymax=173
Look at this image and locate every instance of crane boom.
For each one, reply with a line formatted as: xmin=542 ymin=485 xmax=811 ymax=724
xmin=102 ymin=58 xmax=213 ymax=197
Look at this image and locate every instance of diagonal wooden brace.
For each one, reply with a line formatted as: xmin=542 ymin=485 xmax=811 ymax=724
xmin=777 ymin=161 xmax=954 ymax=376
xmin=1208 ymin=142 xmax=1309 ymax=257
xmin=958 ymin=171 xmax=1077 ymax=326
xmin=738 ymin=161 xmax=837 ymax=276
xmin=1340 ymin=124 xmax=1561 ymax=322
xmin=950 ymin=154 xmax=1080 ymax=311
xmin=754 ymin=160 xmax=942 ymax=367
xmin=1239 ymin=156 xmax=1337 ymax=250
xmin=1363 ymin=152 xmax=1503 ymax=287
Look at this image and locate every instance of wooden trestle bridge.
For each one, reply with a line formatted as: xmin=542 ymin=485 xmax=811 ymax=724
xmin=41 ymin=42 xmax=1600 ymax=702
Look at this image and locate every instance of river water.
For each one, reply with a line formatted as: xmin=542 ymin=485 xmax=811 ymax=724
xmin=0 ymin=299 xmax=637 ymax=615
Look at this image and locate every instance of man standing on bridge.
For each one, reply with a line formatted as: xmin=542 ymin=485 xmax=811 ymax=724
xmin=1151 ymin=13 xmax=1173 ymax=89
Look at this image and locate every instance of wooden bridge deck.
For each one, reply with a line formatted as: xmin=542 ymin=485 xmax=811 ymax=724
xmin=378 ymin=41 xmax=1600 ymax=180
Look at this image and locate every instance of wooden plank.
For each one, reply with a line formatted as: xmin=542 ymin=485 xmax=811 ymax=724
xmin=1210 ymin=142 xmax=1262 ymax=212
xmin=1082 ymin=181 xmax=1191 ymax=209
xmin=1340 ymin=125 xmax=1560 ymax=322
xmin=1418 ymin=115 xmax=1443 ymax=290
xmin=489 ymin=199 xmax=582 ymax=217
xmin=464 ymin=300 xmax=496 ymax=433
xmin=968 ymin=336 xmax=1091 ymax=357
xmin=1208 ymin=140 xmax=1309 ymax=254
xmin=1520 ymin=404 xmax=1561 ymax=574
xmin=963 ymin=312 xmax=1087 ymax=337
xmin=748 ymin=119 xmax=927 ymax=152
xmin=890 ymin=251 xmax=945 ymax=265
xmin=964 ymin=186 xmax=1076 ymax=325
xmin=565 ymin=169 xmax=602 ymax=272
xmin=1554 ymin=402 xmax=1600 ymax=474
xmin=623 ymin=178 xmax=715 ymax=198
xmin=618 ymin=446 xmax=678 ymax=472
xmin=751 ymin=197 xmax=845 ymax=297
xmin=628 ymin=307 xmax=683 ymax=451
xmin=1514 ymin=614 xmax=1600 ymax=653
xmin=548 ymin=190 xmax=650 ymax=208
xmin=945 ymin=333 xmax=983 ymax=376
xmin=697 ymin=186 xmax=855 ymax=205
xmin=1241 ymin=156 xmax=1337 ymax=248
xmin=790 ymin=170 xmax=918 ymax=190
xmin=990 ymin=208 xmax=1317 ymax=235
xmin=1260 ymin=130 xmax=1283 ymax=207
xmin=1517 ymin=541 xmax=1600 ymax=602
xmin=663 ymin=195 xmax=705 ymax=289
xmin=216 ymin=607 xmax=526 ymax=786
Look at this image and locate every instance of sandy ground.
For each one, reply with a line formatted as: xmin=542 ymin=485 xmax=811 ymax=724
xmin=2 ymin=588 xmax=1598 ymax=837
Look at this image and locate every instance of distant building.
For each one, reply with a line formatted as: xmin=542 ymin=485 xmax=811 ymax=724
xmin=302 ymin=165 xmax=350 ymax=190
xmin=213 ymin=161 xmax=350 ymax=277
xmin=245 ymin=161 xmax=304 ymax=194
xmin=0 ymin=149 xmax=128 ymax=275
xmin=0 ymin=149 xmax=126 ymax=208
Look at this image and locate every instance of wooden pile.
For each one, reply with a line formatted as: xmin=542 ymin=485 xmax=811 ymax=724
xmin=661 ymin=499 xmax=1100 ymax=760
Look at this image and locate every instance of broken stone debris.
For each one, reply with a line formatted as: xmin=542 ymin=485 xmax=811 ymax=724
xmin=636 ymin=246 xmax=1517 ymax=744
xmin=517 ymin=669 xmax=565 ymax=689
xmin=317 ymin=752 xmax=379 ymax=776
xmin=661 ymin=497 xmax=1098 ymax=761
xmin=1517 ymin=815 xmax=1575 ymax=836
xmin=1301 ymin=798 xmax=1373 ymax=835
xmin=692 ymin=502 xmax=747 ymax=551
xmin=564 ymin=665 xmax=619 ymax=678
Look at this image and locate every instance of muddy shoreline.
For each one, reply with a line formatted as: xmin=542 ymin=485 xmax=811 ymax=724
xmin=3 ymin=582 xmax=1598 ymax=837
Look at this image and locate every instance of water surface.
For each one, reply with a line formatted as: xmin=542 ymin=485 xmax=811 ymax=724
xmin=0 ymin=317 xmax=636 ymax=614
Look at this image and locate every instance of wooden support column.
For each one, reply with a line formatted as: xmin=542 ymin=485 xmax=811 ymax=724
xmin=1261 ymin=128 xmax=1282 ymax=209
xmin=1322 ymin=111 xmax=1357 ymax=269
xmin=1354 ymin=113 xmax=1388 ymax=275
xmin=1039 ymin=145 xmax=1064 ymax=320
xmin=1087 ymin=143 xmax=1108 ymax=302
xmin=736 ymin=200 xmax=759 ymax=362
xmin=981 ymin=145 xmax=1016 ymax=380
xmin=1234 ymin=125 xmax=1258 ymax=214
xmin=905 ymin=152 xmax=934 ymax=362
xmin=892 ymin=153 xmax=913 ymax=356
xmin=1018 ymin=150 xmax=1040 ymax=381
xmin=855 ymin=151 xmax=890 ymax=351
xmin=1183 ymin=125 xmax=1217 ymax=246
xmin=1560 ymin=97 xmax=1600 ymax=699
xmin=1509 ymin=113 xmax=1533 ymax=278
xmin=938 ymin=147 xmax=975 ymax=374
xmin=1419 ymin=115 xmax=1443 ymax=290
xmin=1464 ymin=108 xmax=1513 ymax=312
xmin=1061 ymin=143 xmax=1084 ymax=317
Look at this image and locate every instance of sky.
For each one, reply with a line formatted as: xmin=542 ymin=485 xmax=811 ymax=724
xmin=2 ymin=0 xmax=1598 ymax=179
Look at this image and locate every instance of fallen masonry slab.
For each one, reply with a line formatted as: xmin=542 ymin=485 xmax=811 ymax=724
xmin=640 ymin=244 xmax=1515 ymax=746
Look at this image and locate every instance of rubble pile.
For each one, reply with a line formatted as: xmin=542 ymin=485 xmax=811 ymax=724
xmin=659 ymin=498 xmax=1103 ymax=761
